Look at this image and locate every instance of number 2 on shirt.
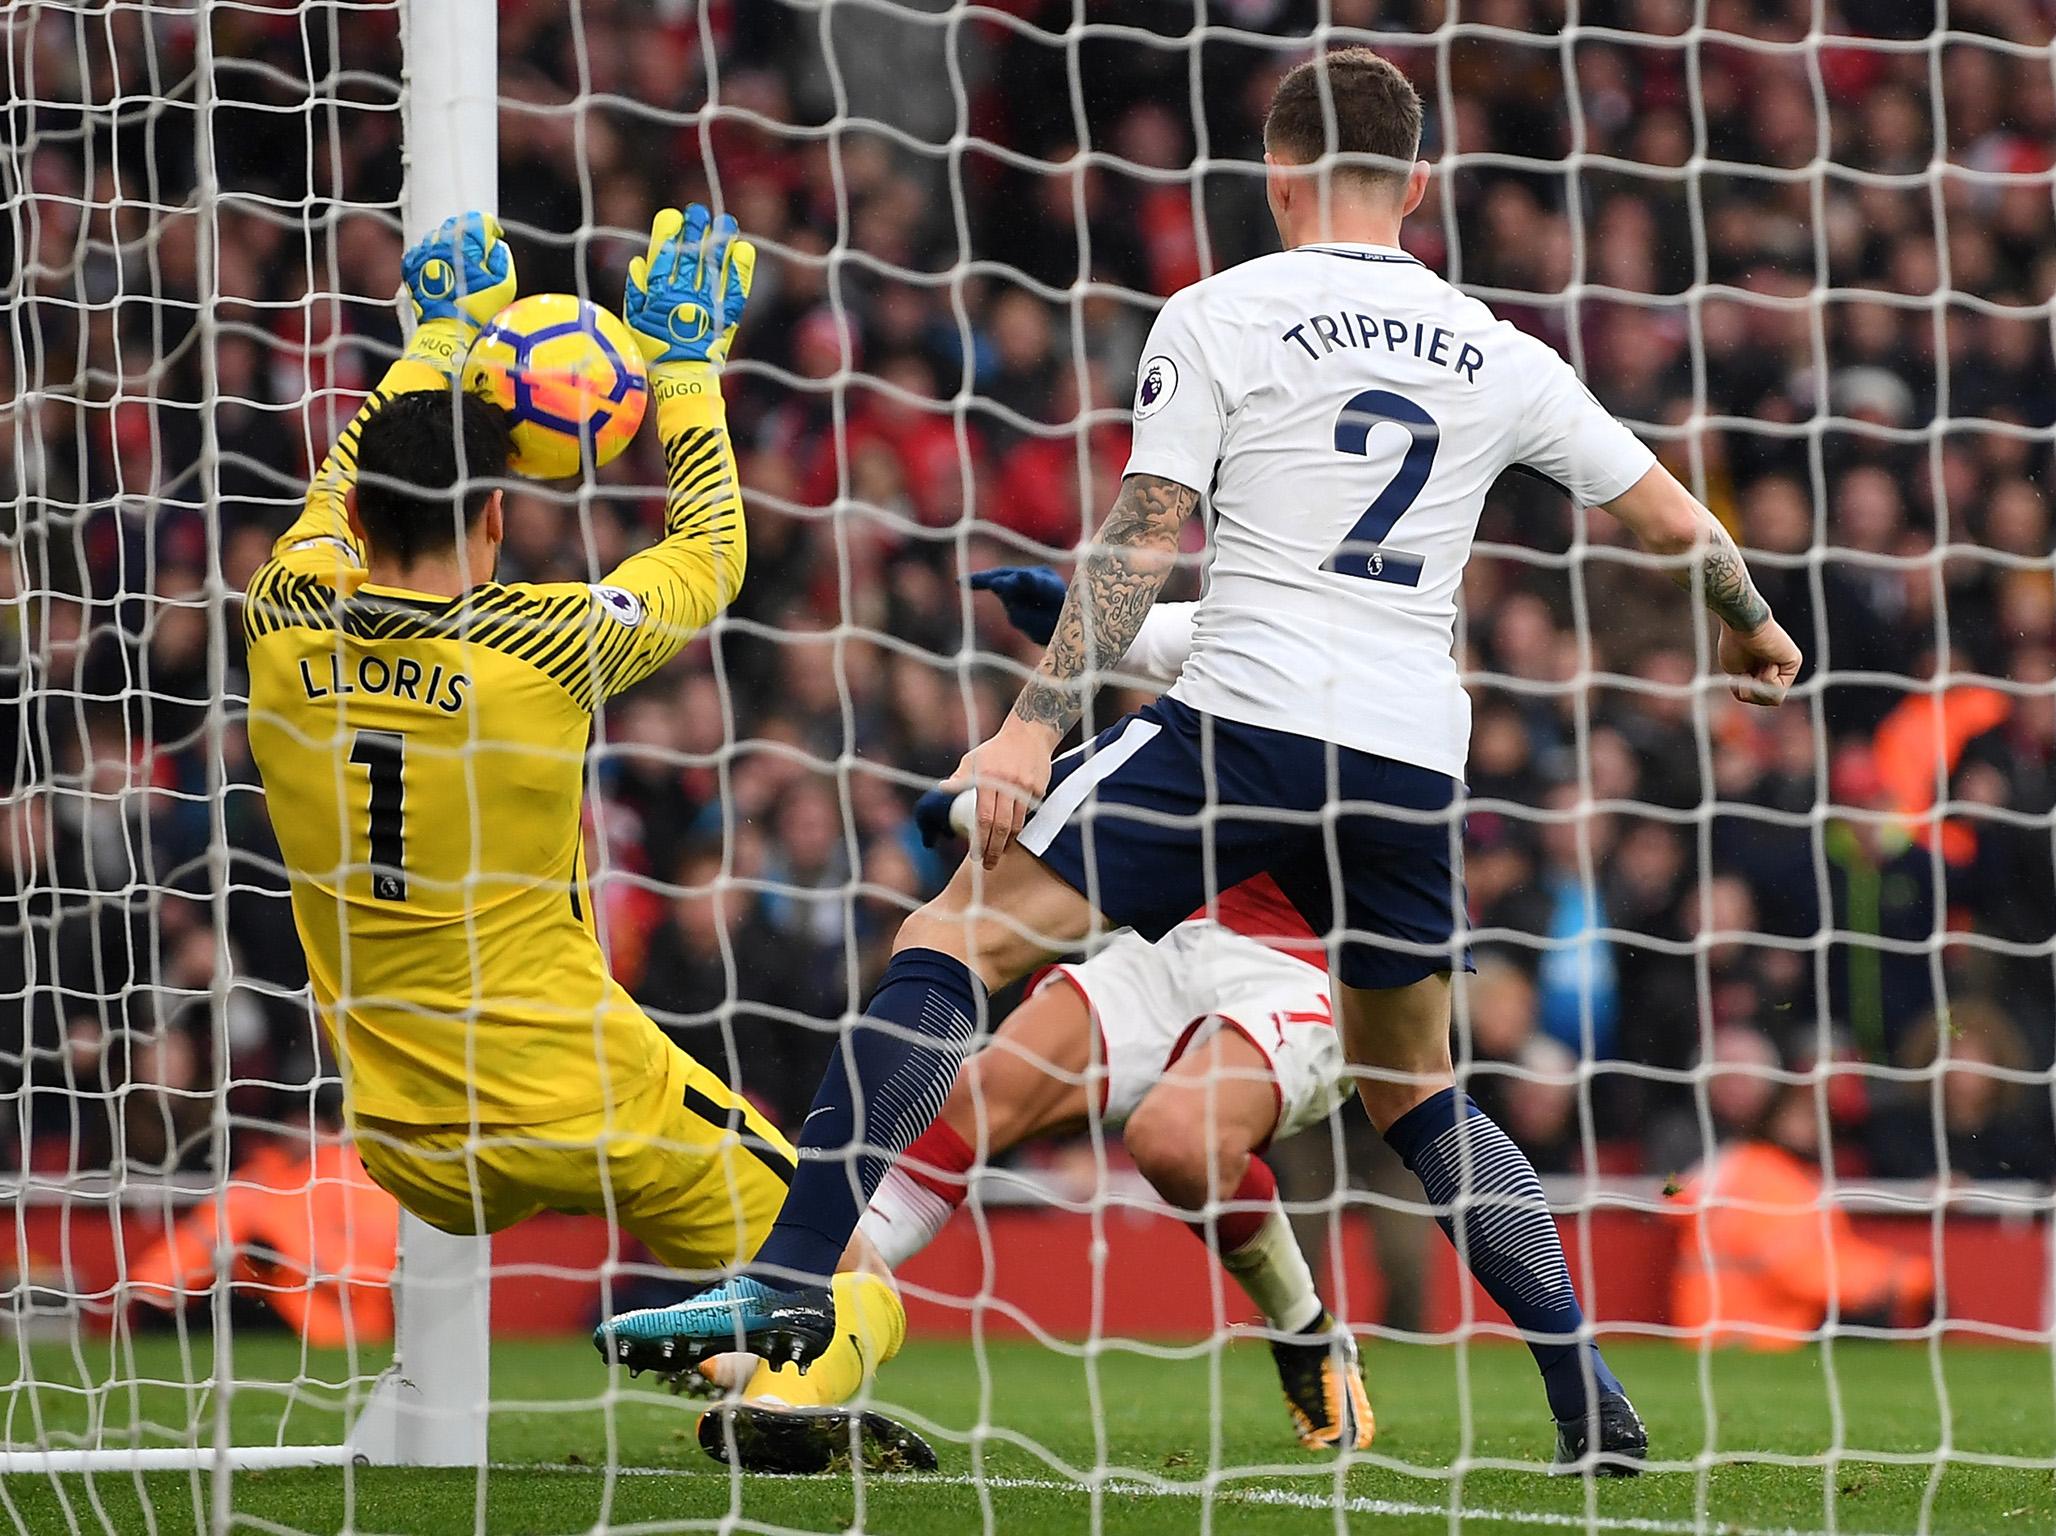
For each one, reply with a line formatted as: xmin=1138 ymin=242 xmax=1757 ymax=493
xmin=1322 ymin=389 xmax=1440 ymax=587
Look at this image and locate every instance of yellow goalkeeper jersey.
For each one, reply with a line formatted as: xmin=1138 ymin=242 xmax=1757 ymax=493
xmin=244 ymin=339 xmax=744 ymax=1125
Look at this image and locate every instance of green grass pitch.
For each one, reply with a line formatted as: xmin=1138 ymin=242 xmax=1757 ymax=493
xmin=4 ymin=1331 xmax=2053 ymax=1533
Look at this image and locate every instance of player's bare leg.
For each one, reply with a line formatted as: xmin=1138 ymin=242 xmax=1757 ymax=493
xmin=1126 ymin=1031 xmax=1371 ymax=1452
xmin=1339 ymin=974 xmax=1646 ymax=1475
xmin=864 ymin=995 xmax=1367 ymax=1453
xmin=597 ymin=843 xmax=1100 ymax=1373
xmin=1122 ymin=1030 xmax=1280 ymax=1208
xmin=955 ymin=988 xmax=1099 ymax=1144
xmin=895 ymin=841 xmax=1102 ymax=980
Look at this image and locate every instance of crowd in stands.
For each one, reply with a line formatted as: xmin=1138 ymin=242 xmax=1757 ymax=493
xmin=4 ymin=0 xmax=2053 ymax=1207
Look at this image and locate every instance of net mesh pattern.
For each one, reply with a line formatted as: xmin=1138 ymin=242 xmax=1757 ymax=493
xmin=3 ymin=0 xmax=2054 ymax=1528
xmin=4 ymin=0 xmax=408 ymax=1477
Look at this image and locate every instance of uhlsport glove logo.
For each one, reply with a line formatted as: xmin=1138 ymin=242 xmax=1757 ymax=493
xmin=667 ymin=302 xmax=714 ymax=347
xmin=624 ymin=203 xmax=755 ymax=371
xmin=416 ymin=258 xmax=457 ymax=303
xmin=402 ymin=211 xmax=516 ymax=332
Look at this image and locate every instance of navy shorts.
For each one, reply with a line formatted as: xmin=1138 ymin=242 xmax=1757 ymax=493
xmin=1019 ymin=695 xmax=1470 ymax=991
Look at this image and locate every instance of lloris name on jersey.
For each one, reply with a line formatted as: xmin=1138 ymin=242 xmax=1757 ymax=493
xmin=298 ymin=652 xmax=472 ymax=713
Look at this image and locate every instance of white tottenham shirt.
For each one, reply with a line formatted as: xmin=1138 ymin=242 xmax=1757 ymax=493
xmin=1125 ymin=241 xmax=1656 ymax=779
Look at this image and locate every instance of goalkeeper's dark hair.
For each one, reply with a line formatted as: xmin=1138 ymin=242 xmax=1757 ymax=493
xmin=1264 ymin=47 xmax=1422 ymax=193
xmin=351 ymin=389 xmax=513 ymax=566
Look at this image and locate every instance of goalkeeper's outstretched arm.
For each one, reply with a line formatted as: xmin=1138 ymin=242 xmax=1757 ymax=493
xmin=582 ymin=205 xmax=756 ymax=701
xmin=261 ymin=214 xmax=518 ymax=586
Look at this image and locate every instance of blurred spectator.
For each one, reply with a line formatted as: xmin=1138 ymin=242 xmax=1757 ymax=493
xmin=1500 ymin=1035 xmax=1583 ymax=1176
xmin=1823 ymin=747 xmax=1941 ymax=1061
xmin=5 ymin=0 xmax=2053 ymax=1206
xmin=1866 ymin=1001 xmax=2056 ymax=1183
xmin=129 ymin=1095 xmax=398 ymax=1347
xmin=1531 ymin=785 xmax=1622 ymax=1060
xmin=638 ymin=844 xmax=836 ymax=1127
xmin=1670 ymin=1026 xmax=1936 ymax=1348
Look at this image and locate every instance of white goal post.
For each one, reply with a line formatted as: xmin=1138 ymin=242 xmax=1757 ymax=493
xmin=338 ymin=0 xmax=499 ymax=1471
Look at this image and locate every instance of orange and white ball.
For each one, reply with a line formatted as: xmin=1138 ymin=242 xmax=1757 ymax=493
xmin=463 ymin=293 xmax=648 ymax=480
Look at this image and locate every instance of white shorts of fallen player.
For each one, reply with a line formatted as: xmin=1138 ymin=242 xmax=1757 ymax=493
xmin=1041 ymin=920 xmax=1353 ymax=1144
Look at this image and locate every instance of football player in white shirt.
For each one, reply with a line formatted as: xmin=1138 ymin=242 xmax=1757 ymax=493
xmin=604 ymin=49 xmax=1800 ymax=1477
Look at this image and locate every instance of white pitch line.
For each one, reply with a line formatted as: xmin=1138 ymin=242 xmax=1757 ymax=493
xmin=497 ymin=1462 xmax=1885 ymax=1536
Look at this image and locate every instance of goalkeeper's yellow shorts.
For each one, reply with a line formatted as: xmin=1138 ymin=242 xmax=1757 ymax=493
xmin=353 ymin=1040 xmax=797 ymax=1275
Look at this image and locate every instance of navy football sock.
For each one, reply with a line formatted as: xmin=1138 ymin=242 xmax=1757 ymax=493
xmin=748 ymin=947 xmax=982 ymax=1286
xmin=1384 ymin=1088 xmax=1623 ymax=1422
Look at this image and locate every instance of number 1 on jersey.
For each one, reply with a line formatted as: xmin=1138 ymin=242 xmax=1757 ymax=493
xmin=349 ymin=730 xmax=408 ymax=901
xmin=1324 ymin=389 xmax=1440 ymax=587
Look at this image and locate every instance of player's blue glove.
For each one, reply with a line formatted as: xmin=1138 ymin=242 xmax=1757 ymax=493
xmin=400 ymin=212 xmax=517 ymax=333
xmin=969 ymin=565 xmax=1068 ymax=644
xmin=912 ymin=786 xmax=974 ymax=848
xmin=625 ymin=204 xmax=755 ymax=375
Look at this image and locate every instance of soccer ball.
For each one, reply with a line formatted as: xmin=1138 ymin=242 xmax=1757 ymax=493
xmin=463 ymin=294 xmax=649 ymax=479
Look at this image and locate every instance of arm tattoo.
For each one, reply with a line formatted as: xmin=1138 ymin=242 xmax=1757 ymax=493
xmin=1013 ymin=473 xmax=1198 ymax=735
xmin=1679 ymin=516 xmax=1771 ymax=633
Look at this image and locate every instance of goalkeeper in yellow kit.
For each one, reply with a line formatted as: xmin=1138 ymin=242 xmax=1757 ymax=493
xmin=243 ymin=207 xmax=919 ymax=1472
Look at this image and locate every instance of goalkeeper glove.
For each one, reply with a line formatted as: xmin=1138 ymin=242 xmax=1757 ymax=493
xmin=400 ymin=211 xmax=517 ymax=372
xmin=625 ymin=204 xmax=755 ymax=387
xmin=969 ymin=565 xmax=1068 ymax=644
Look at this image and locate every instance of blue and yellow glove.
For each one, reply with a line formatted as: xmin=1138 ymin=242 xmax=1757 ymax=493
xmin=624 ymin=204 xmax=755 ymax=395
xmin=400 ymin=211 xmax=518 ymax=374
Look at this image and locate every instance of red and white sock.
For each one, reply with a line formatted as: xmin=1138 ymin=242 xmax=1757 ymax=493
xmin=1187 ymin=1158 xmax=1325 ymax=1335
xmin=857 ymin=1118 xmax=976 ymax=1269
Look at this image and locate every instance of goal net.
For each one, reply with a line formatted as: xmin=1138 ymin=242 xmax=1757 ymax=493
xmin=5 ymin=0 xmax=2053 ymax=1528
